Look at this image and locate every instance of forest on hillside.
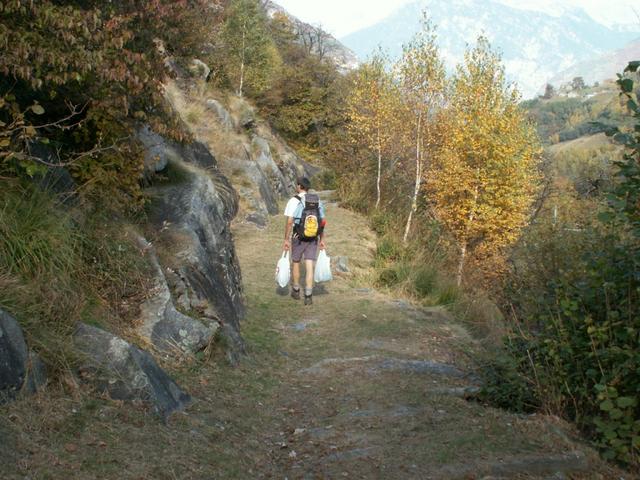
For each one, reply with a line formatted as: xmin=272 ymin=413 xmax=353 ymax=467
xmin=1 ymin=0 xmax=639 ymax=468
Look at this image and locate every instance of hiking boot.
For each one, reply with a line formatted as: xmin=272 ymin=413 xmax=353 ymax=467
xmin=304 ymin=294 xmax=313 ymax=306
xmin=291 ymin=287 xmax=300 ymax=300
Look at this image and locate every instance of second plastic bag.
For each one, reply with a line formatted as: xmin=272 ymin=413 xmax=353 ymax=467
xmin=314 ymin=249 xmax=333 ymax=283
xmin=275 ymin=251 xmax=290 ymax=288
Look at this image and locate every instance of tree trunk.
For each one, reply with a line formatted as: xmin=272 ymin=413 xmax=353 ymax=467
xmin=456 ymin=242 xmax=467 ymax=287
xmin=238 ymin=21 xmax=246 ymax=97
xmin=457 ymin=169 xmax=480 ymax=286
xmin=375 ymin=126 xmax=382 ymax=209
xmin=403 ymin=111 xmax=422 ymax=244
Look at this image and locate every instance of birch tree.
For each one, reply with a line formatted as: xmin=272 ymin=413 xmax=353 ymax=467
xmin=347 ymin=51 xmax=398 ymax=209
xmin=430 ymin=37 xmax=541 ymax=285
xmin=396 ymin=17 xmax=446 ymax=243
xmin=221 ymin=0 xmax=280 ymax=97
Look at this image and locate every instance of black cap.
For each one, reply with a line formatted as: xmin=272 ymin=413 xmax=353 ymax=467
xmin=298 ymin=177 xmax=311 ymax=191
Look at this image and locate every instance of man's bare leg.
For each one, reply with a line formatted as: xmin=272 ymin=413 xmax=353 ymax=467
xmin=304 ymin=259 xmax=314 ymax=297
xmin=292 ymin=261 xmax=301 ymax=290
xmin=290 ymin=261 xmax=301 ymax=299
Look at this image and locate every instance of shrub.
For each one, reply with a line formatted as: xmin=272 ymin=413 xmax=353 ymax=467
xmin=369 ymin=211 xmax=394 ymax=236
xmin=0 ymin=183 xmax=86 ymax=371
xmin=375 ymin=235 xmax=402 ymax=262
xmin=313 ymin=169 xmax=338 ymax=191
xmin=478 ymin=341 xmax=539 ymax=413
xmin=377 ymin=267 xmax=401 ymax=287
xmin=0 ymin=184 xmax=79 ymax=277
xmin=483 ymin=63 xmax=640 ymax=466
xmin=436 ymin=283 xmax=460 ymax=306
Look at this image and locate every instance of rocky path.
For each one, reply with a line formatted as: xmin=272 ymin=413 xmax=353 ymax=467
xmin=1 ymin=197 xmax=628 ymax=479
xmin=231 ymin=197 xmax=611 ymax=479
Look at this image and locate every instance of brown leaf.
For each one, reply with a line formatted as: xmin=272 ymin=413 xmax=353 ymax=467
xmin=64 ymin=443 xmax=78 ymax=453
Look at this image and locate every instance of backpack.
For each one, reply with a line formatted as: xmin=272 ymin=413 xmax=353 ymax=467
xmin=294 ymin=193 xmax=323 ymax=241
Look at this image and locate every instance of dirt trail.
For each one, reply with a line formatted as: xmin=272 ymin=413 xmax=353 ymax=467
xmin=1 ymin=196 xmax=626 ymax=480
xmin=230 ymin=195 xmax=608 ymax=479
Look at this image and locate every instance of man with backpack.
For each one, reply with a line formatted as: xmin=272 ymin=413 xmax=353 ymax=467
xmin=283 ymin=177 xmax=326 ymax=305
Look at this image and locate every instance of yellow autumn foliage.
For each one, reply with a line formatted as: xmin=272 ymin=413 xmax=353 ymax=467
xmin=430 ymin=37 xmax=542 ymax=283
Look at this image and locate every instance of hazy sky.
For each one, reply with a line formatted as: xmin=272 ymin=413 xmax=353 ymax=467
xmin=275 ymin=0 xmax=640 ymax=38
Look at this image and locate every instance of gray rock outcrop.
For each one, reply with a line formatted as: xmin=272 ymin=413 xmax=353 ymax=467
xmin=74 ymin=323 xmax=190 ymax=419
xmin=0 ymin=308 xmax=46 ymax=403
xmin=335 ymin=256 xmax=349 ymax=273
xmin=139 ymin=125 xmax=181 ymax=174
xmin=140 ymin=132 xmax=246 ymax=362
xmin=224 ymin=129 xmax=319 ymax=226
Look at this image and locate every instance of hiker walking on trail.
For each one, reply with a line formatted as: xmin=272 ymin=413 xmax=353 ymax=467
xmin=283 ymin=177 xmax=326 ymax=305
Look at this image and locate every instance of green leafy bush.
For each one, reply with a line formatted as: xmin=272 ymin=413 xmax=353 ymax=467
xmin=0 ymin=0 xmax=218 ymax=208
xmin=483 ymin=63 xmax=640 ymax=466
xmin=479 ymin=341 xmax=539 ymax=413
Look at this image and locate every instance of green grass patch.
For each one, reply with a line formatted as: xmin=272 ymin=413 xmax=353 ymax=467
xmin=413 ymin=266 xmax=438 ymax=297
xmin=436 ymin=283 xmax=460 ymax=306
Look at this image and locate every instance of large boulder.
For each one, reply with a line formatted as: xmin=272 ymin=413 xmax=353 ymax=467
xmin=74 ymin=323 xmax=190 ymax=419
xmin=223 ymin=134 xmax=321 ymax=226
xmin=203 ymin=96 xmax=321 ymax=225
xmin=0 ymin=309 xmax=46 ymax=403
xmin=139 ymin=132 xmax=246 ymax=362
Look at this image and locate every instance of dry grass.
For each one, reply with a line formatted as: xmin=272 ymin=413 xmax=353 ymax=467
xmin=165 ymin=81 xmax=252 ymax=171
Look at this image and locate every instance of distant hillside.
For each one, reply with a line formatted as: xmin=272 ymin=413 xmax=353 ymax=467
xmin=266 ymin=1 xmax=359 ymax=73
xmin=546 ymin=38 xmax=640 ymax=92
xmin=522 ymin=81 xmax=630 ymax=145
xmin=340 ymin=0 xmax=640 ymax=98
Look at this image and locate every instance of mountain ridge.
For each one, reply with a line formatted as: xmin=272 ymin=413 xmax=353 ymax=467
xmin=547 ymin=37 xmax=640 ymax=92
xmin=340 ymin=0 xmax=640 ymax=98
xmin=266 ymin=1 xmax=359 ymax=72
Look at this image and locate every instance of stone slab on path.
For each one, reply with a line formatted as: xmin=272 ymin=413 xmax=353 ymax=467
xmin=300 ymin=355 xmax=469 ymax=380
xmin=430 ymin=451 xmax=589 ymax=479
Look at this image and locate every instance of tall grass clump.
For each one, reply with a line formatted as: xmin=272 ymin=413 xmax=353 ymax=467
xmin=0 ymin=182 xmax=150 ymax=377
xmin=371 ymin=224 xmax=467 ymax=309
xmin=0 ymin=183 xmax=85 ymax=372
xmin=0 ymin=185 xmax=80 ymax=277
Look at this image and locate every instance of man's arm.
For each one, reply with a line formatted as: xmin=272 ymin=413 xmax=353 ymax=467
xmin=319 ymin=202 xmax=326 ymax=249
xmin=283 ymin=216 xmax=293 ymax=251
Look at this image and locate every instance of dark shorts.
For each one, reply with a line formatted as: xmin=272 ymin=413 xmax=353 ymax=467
xmin=291 ymin=237 xmax=318 ymax=262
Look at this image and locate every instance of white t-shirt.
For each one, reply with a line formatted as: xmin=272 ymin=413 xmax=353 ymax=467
xmin=284 ymin=192 xmax=304 ymax=218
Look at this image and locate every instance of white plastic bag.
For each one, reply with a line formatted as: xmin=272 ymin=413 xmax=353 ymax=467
xmin=275 ymin=251 xmax=291 ymax=288
xmin=314 ymin=250 xmax=333 ymax=283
